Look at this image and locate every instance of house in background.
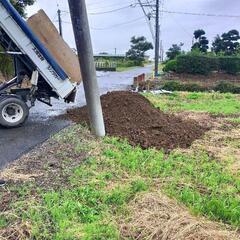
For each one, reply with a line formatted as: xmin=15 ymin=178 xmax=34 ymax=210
xmin=93 ymin=53 xmax=126 ymax=71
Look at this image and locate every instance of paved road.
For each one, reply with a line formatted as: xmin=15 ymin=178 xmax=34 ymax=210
xmin=0 ymin=66 xmax=152 ymax=169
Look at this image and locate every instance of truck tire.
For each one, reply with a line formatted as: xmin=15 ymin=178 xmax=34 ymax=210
xmin=0 ymin=96 xmax=29 ymax=128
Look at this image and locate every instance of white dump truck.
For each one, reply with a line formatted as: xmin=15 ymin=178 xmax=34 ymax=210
xmin=0 ymin=0 xmax=77 ymax=127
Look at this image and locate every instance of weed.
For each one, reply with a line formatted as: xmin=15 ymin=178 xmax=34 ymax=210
xmin=0 ymin=215 xmax=7 ymax=228
xmin=144 ymin=92 xmax=240 ymax=115
xmin=102 ymin=138 xmax=240 ymax=226
xmin=228 ymin=118 xmax=240 ymax=124
xmin=83 ymin=222 xmax=119 ymax=240
xmin=1 ymin=93 xmax=240 ymax=239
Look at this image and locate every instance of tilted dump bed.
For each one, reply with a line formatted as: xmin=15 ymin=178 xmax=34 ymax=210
xmin=0 ymin=0 xmax=75 ymax=99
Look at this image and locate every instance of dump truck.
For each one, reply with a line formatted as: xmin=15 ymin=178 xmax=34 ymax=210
xmin=0 ymin=0 xmax=77 ymax=127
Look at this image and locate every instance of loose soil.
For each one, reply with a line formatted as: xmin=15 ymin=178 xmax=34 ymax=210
xmin=64 ymin=91 xmax=209 ymax=151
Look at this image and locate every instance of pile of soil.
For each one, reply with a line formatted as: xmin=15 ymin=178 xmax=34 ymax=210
xmin=65 ymin=91 xmax=209 ymax=151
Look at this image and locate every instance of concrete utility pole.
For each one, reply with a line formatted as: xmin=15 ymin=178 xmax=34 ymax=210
xmin=68 ymin=0 xmax=105 ymax=137
xmin=160 ymin=40 xmax=163 ymax=62
xmin=57 ymin=9 xmax=63 ymax=37
xmin=154 ymin=0 xmax=160 ymax=77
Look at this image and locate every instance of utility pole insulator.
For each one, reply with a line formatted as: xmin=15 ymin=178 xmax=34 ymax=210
xmin=68 ymin=0 xmax=106 ymax=137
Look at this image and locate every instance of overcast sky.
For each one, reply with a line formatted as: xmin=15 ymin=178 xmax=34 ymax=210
xmin=26 ymin=0 xmax=240 ymax=57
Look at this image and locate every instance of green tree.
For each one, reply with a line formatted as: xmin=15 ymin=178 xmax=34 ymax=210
xmin=166 ymin=43 xmax=184 ymax=60
xmin=212 ymin=35 xmax=224 ymax=54
xmin=193 ymin=29 xmax=205 ymax=39
xmin=10 ymin=0 xmax=35 ymax=17
xmin=192 ymin=29 xmax=209 ymax=53
xmin=126 ymin=36 xmax=153 ymax=65
xmin=212 ymin=30 xmax=240 ymax=55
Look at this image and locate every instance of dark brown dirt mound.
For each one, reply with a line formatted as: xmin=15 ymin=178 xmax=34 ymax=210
xmin=65 ymin=91 xmax=209 ymax=151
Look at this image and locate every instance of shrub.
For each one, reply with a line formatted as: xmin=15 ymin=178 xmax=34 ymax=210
xmin=163 ymin=81 xmax=205 ymax=92
xmin=219 ymin=57 xmax=240 ymax=75
xmin=163 ymin=60 xmax=177 ymax=72
xmin=163 ymin=81 xmax=240 ymax=93
xmin=176 ymin=55 xmax=215 ymax=75
xmin=168 ymin=52 xmax=240 ymax=75
xmin=117 ymin=60 xmax=137 ymax=68
xmin=214 ymin=81 xmax=240 ymax=93
xmin=181 ymin=83 xmax=205 ymax=92
xmin=163 ymin=81 xmax=182 ymax=91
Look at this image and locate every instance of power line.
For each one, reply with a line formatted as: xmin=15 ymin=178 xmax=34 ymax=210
xmin=60 ymin=16 xmax=145 ymax=30
xmin=89 ymin=4 xmax=136 ymax=15
xmin=102 ymin=2 xmax=240 ymax=19
xmin=91 ymin=16 xmax=145 ymax=30
xmin=137 ymin=0 xmax=155 ymax=42
xmin=89 ymin=1 xmax=135 ymax=11
xmin=59 ymin=4 xmax=137 ymax=16
xmin=167 ymin=14 xmax=192 ymax=38
xmin=161 ymin=10 xmax=240 ymax=18
xmin=51 ymin=13 xmax=58 ymax=22
xmin=145 ymin=0 xmax=155 ymax=11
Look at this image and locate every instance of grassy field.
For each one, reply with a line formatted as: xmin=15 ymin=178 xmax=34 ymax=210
xmin=0 ymin=92 xmax=240 ymax=239
xmin=144 ymin=92 xmax=240 ymax=115
xmin=116 ymin=66 xmax=138 ymax=72
xmin=116 ymin=62 xmax=152 ymax=72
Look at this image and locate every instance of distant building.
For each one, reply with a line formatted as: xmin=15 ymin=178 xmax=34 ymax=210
xmin=94 ymin=53 xmax=126 ymax=61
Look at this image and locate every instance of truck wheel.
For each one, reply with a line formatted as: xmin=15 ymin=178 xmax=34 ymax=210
xmin=0 ymin=97 xmax=29 ymax=128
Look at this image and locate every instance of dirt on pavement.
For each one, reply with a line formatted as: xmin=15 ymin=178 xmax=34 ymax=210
xmin=64 ymin=91 xmax=209 ymax=151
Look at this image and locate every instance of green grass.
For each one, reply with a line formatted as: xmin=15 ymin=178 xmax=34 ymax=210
xmin=116 ymin=66 xmax=138 ymax=72
xmin=3 ymin=130 xmax=150 ymax=239
xmin=116 ymin=61 xmax=152 ymax=72
xmin=0 ymin=215 xmax=7 ymax=228
xmin=2 ymin=92 xmax=240 ymax=239
xmin=144 ymin=92 xmax=240 ymax=115
xmin=103 ymin=138 xmax=240 ymax=226
xmin=228 ymin=117 xmax=240 ymax=124
xmin=3 ymin=128 xmax=240 ymax=239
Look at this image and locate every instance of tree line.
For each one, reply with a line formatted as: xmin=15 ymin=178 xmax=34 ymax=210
xmin=167 ymin=29 xmax=240 ymax=60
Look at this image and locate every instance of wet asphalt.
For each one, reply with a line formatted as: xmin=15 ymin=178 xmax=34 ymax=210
xmin=0 ymin=66 xmax=152 ymax=169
